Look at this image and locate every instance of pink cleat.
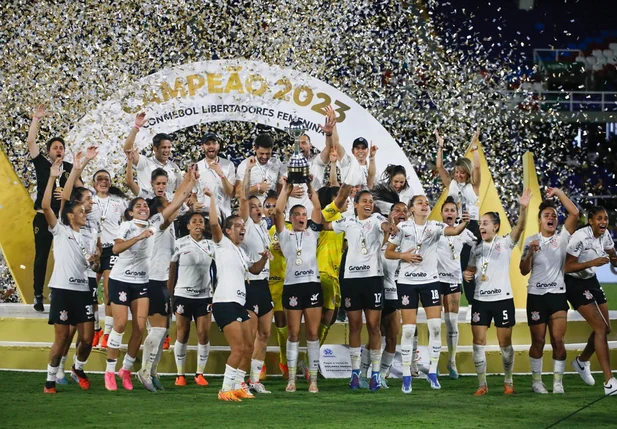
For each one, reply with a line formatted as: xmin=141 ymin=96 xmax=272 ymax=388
xmin=105 ymin=371 xmax=117 ymax=391
xmin=118 ymin=369 xmax=133 ymax=391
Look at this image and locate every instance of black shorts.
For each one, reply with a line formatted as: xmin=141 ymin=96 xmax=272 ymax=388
xmin=48 ymin=288 xmax=95 ymax=326
xmin=283 ymin=282 xmax=323 ymax=310
xmin=99 ymin=247 xmax=119 ymax=273
xmin=88 ymin=277 xmax=98 ymax=305
xmin=245 ymin=279 xmax=274 ymax=317
xmin=108 ymin=278 xmax=148 ymax=306
xmin=341 ymin=276 xmax=384 ymax=311
xmin=526 ymin=292 xmax=569 ymax=325
xmin=471 ymin=298 xmax=515 ymax=328
xmin=148 ymin=280 xmax=171 ymax=316
xmin=212 ymin=302 xmax=250 ymax=331
xmin=382 ymin=299 xmax=399 ymax=318
xmin=174 ymin=296 xmax=212 ymax=321
xmin=565 ymin=275 xmax=607 ymax=310
xmin=397 ymin=282 xmax=442 ymax=310
xmin=440 ymin=282 xmax=462 ymax=296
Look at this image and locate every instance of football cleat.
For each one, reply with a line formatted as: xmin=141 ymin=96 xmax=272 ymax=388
xmin=136 ymin=369 xmax=156 ymax=392
xmin=195 ymin=374 xmax=209 ymax=386
xmin=532 ymin=381 xmax=548 ymax=394
xmin=428 ymin=373 xmax=441 ymax=390
xmin=104 ymin=371 xmax=117 ymax=391
xmin=474 ymin=385 xmax=488 ymax=396
xmin=218 ymin=390 xmax=241 ymax=402
xmin=118 ymin=368 xmax=133 ymax=391
xmin=401 ymin=375 xmax=412 ymax=394
xmin=249 ymin=382 xmax=271 ymax=394
xmin=175 ymin=375 xmax=187 ymax=386
xmin=71 ymin=365 xmax=90 ymax=390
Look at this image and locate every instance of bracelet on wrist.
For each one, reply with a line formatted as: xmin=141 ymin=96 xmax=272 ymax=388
xmin=134 ymin=124 xmax=142 ymax=129
xmin=325 ymin=133 xmax=332 ymax=137
xmin=33 ymin=117 xmax=41 ymax=121
xmin=369 ymin=156 xmax=375 ymax=161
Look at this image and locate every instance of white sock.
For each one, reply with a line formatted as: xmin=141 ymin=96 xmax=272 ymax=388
xmin=381 ymin=351 xmax=395 ymax=376
xmin=57 ymin=355 xmax=67 ymax=378
xmin=530 ymin=356 xmax=543 ymax=382
xmin=233 ymin=369 xmax=246 ymax=390
xmin=104 ymin=315 xmax=113 ymax=335
xmin=349 ymin=347 xmax=361 ymax=371
xmin=287 ymin=340 xmax=299 ymax=380
xmin=107 ymin=329 xmax=123 ymax=349
xmin=151 ymin=328 xmax=168 ymax=376
xmin=400 ymin=324 xmax=416 ymax=377
xmin=222 ymin=364 xmax=236 ymax=392
xmin=74 ymin=357 xmax=87 ymax=371
xmin=554 ymin=359 xmax=565 ymax=384
xmin=473 ymin=344 xmax=487 ymax=386
xmin=105 ymin=359 xmax=117 ymax=373
xmin=142 ymin=327 xmax=165 ymax=374
xmin=197 ymin=342 xmax=210 ymax=375
xmin=370 ymin=349 xmax=382 ymax=375
xmin=501 ymin=345 xmax=514 ymax=385
xmin=444 ymin=312 xmax=459 ymax=365
xmin=174 ymin=341 xmax=187 ymax=375
xmin=360 ymin=347 xmax=371 ymax=378
xmin=122 ymin=354 xmax=136 ymax=372
xmin=47 ymin=364 xmax=59 ymax=382
xmin=307 ymin=340 xmax=320 ymax=382
xmin=250 ymin=359 xmax=264 ymax=383
xmin=427 ymin=318 xmax=442 ymax=375
xmin=94 ymin=310 xmax=100 ymax=331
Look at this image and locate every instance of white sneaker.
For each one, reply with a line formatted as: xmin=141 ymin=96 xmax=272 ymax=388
xmin=249 ymin=382 xmax=271 ymax=394
xmin=532 ymin=380 xmax=549 ymax=394
xmin=604 ymin=377 xmax=617 ymax=396
xmin=553 ymin=381 xmax=565 ymax=394
xmin=571 ymin=357 xmax=595 ymax=386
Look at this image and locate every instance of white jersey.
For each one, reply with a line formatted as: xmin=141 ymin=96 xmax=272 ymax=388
xmin=171 ymin=235 xmax=214 ymax=299
xmin=389 ymin=220 xmax=446 ymax=285
xmin=109 ymin=216 xmax=162 ymax=284
xmin=195 ymin=157 xmax=236 ymax=218
xmin=212 ymin=236 xmax=251 ymax=305
xmin=92 ymin=194 xmax=127 ymax=248
xmin=135 ymin=155 xmax=182 ymax=193
xmin=48 ymin=223 xmax=89 ymax=292
xmin=448 ymin=181 xmax=479 ymax=220
xmin=137 ymin=188 xmax=173 ymax=201
xmin=333 ymin=213 xmax=387 ymax=279
xmin=149 ymin=215 xmax=175 ymax=281
xmin=469 ymin=234 xmax=517 ymax=302
xmin=236 ymin=157 xmax=285 ymax=204
xmin=83 ymin=213 xmax=100 ymax=278
xmin=566 ymin=226 xmax=615 ymax=280
xmin=381 ymin=244 xmax=399 ymax=301
xmin=523 ymin=229 xmax=571 ymax=295
xmin=241 ymin=217 xmax=271 ymax=281
xmin=279 ymin=225 xmax=320 ymax=285
xmin=437 ymin=229 xmax=476 ymax=284
xmin=339 ymin=154 xmax=371 ymax=189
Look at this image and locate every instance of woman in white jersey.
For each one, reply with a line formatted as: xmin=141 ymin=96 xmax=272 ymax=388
xmin=463 ymin=189 xmax=531 ymax=396
xmin=103 ymin=169 xmax=195 ymax=392
xmin=437 ymin=196 xmax=477 ymax=380
xmin=208 ymin=190 xmax=270 ymax=402
xmin=564 ymin=206 xmax=617 ymax=395
xmin=42 ymin=160 xmax=95 ymax=394
xmin=91 ymin=169 xmax=128 ymax=348
xmin=275 ymin=178 xmax=323 ymax=393
xmin=386 ymin=195 xmax=469 ymax=394
xmin=169 ymin=212 xmax=215 ymax=388
xmin=436 ymin=129 xmax=481 ymax=305
xmin=239 ymin=157 xmax=274 ymax=394
xmin=519 ymin=188 xmax=578 ymax=394
xmin=324 ymin=190 xmax=396 ymax=392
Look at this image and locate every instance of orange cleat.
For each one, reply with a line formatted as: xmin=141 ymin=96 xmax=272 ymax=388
xmin=175 ymin=375 xmax=187 ymax=386
xmin=279 ymin=363 xmax=289 ymax=380
xmin=474 ymin=385 xmax=489 ymax=396
xmin=163 ymin=335 xmax=170 ymax=350
xmin=100 ymin=333 xmax=109 ymax=349
xmin=43 ymin=383 xmax=57 ymax=394
xmin=259 ymin=364 xmax=267 ymax=381
xmin=195 ymin=374 xmax=209 ymax=386
xmin=71 ymin=365 xmax=90 ymax=390
xmin=218 ymin=390 xmax=241 ymax=402
xmin=504 ymin=384 xmax=515 ymax=395
xmin=233 ymin=382 xmax=255 ymax=399
xmin=92 ymin=329 xmax=103 ymax=347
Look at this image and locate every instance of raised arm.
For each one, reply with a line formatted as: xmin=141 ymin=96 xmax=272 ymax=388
xmin=470 ymin=130 xmax=481 ymax=194
xmin=333 ymin=183 xmax=352 ymax=212
xmin=435 ymin=129 xmax=451 ymax=188
xmin=62 ymin=146 xmax=98 ymax=204
xmin=328 ymin=149 xmax=340 ymax=187
xmin=249 ymin=251 xmax=270 ymax=275
xmin=27 ymin=105 xmax=50 ymax=159
xmin=519 ymin=240 xmax=539 ymax=276
xmin=160 ymin=166 xmax=198 ymax=227
xmin=444 ymin=212 xmax=470 ymax=236
xmin=385 ymin=241 xmax=421 ymax=263
xmin=112 ymin=228 xmax=153 ymax=255
xmin=42 ymin=160 xmax=62 ymax=229
xmin=510 ymin=189 xmax=532 ymax=243
xmin=564 ymin=252 xmax=609 ymax=273
xmin=318 ymin=106 xmax=337 ymax=165
xmin=124 ymin=149 xmax=141 ymax=196
xmin=239 ymin=157 xmax=256 ymax=222
xmin=367 ymin=143 xmax=377 ymax=190
xmin=207 ymin=187 xmax=223 ymax=243
xmin=209 ymin=158 xmax=235 ymax=197
xmin=308 ymin=181 xmax=322 ymax=224
xmin=274 ymin=179 xmax=293 ymax=233
xmin=546 ymin=187 xmax=579 ymax=235
xmin=123 ymin=112 xmax=147 ymax=165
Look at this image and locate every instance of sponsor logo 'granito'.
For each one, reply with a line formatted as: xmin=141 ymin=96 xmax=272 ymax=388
xmin=439 ymin=272 xmax=454 ymax=278
xmin=349 ymin=265 xmax=370 ymax=271
xmin=404 ymin=272 xmax=427 ymax=278
xmin=125 ymin=270 xmax=146 ymax=276
xmin=479 ymin=288 xmax=502 ymax=295
xmin=68 ymin=277 xmax=87 ymax=284
xmin=535 ymin=282 xmax=557 ymax=289
xmin=295 ymin=269 xmax=315 ymax=276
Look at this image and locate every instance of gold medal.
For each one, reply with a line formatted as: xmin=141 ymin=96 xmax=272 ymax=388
xmin=481 ymin=273 xmax=487 ymax=282
xmin=361 ymin=247 xmax=368 ymax=255
xmin=296 ymin=249 xmax=302 ymax=265
xmin=295 ymin=258 xmax=303 ymax=265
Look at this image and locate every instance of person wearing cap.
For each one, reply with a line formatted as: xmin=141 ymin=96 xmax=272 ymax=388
xmin=347 ymin=137 xmax=377 ymax=190
xmin=123 ymin=112 xmax=183 ymax=194
xmin=192 ymin=133 xmax=236 ymax=218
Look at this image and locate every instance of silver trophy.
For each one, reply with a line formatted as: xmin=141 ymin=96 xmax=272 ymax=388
xmin=285 ymin=120 xmax=310 ymax=184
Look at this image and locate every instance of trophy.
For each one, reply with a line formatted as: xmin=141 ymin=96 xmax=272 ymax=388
xmin=286 ymin=120 xmax=310 ymax=184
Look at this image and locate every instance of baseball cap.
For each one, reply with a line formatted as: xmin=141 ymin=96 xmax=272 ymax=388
xmin=352 ymin=137 xmax=369 ymax=148
xmin=201 ymin=133 xmax=218 ymax=144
